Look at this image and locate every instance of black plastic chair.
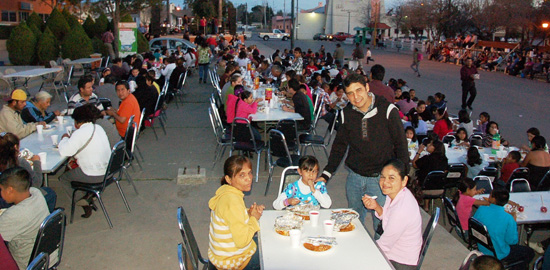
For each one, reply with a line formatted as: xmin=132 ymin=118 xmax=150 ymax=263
xmin=417 ymin=207 xmax=440 ymax=269
xmin=144 ymin=91 xmax=167 ymax=140
xmin=265 ymin=129 xmax=301 ymax=196
xmin=70 ymin=141 xmax=131 ymax=228
xmin=509 ymin=167 xmax=530 ymax=182
xmin=478 ymin=166 xmax=498 ymax=183
xmin=469 ymin=134 xmax=483 ymax=147
xmin=446 ymin=163 xmax=466 ymax=189
xmin=230 ymin=117 xmax=265 ymax=183
xmin=28 ymin=208 xmax=66 ymax=269
xmin=458 ymin=250 xmax=484 ymax=270
xmin=177 ymin=207 xmax=212 ymax=270
xmin=534 ymin=256 xmax=544 ymax=270
xmin=122 ymin=118 xmax=141 ymax=194
xmin=422 ymin=171 xmax=448 ymax=215
xmin=208 ymin=107 xmax=231 ymax=168
xmin=468 ymin=217 xmax=523 ymax=269
xmin=299 ymin=109 xmax=340 ymax=158
xmin=26 ymin=252 xmax=49 ymax=270
xmin=443 ymin=197 xmax=469 ymax=247
xmin=536 ymin=170 xmax=550 ymax=191
xmin=276 ymin=119 xmax=300 ymax=155
xmin=510 ymin=178 xmax=531 ymax=193
xmin=474 ymin=176 xmax=493 ymax=194
xmin=442 ymin=134 xmax=455 ymax=144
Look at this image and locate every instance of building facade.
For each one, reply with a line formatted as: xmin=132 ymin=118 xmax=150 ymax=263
xmin=0 ymin=1 xmax=54 ymax=25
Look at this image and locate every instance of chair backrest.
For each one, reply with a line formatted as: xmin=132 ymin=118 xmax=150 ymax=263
xmin=28 ymin=208 xmax=66 ymax=268
xmin=510 ymin=178 xmax=531 ymax=192
xmin=442 ymin=135 xmax=455 ymax=144
xmin=458 ymin=250 xmax=484 ymax=270
xmin=177 ymin=207 xmax=205 ymax=270
xmin=49 ymin=60 xmax=58 ymax=68
xmin=27 ymin=252 xmax=49 ymax=270
xmin=417 ymin=207 xmax=440 ymax=269
xmin=478 ymin=166 xmax=498 ymax=182
xmin=446 ymin=163 xmax=466 ymax=187
xmin=103 ymin=141 xmax=127 ymax=189
xmin=180 ymin=70 xmax=188 ymax=91
xmin=138 ymin=108 xmax=146 ymax=134
xmin=53 ymin=71 xmax=65 ymax=84
xmin=268 ymin=129 xmax=292 ymax=160
xmin=66 ymin=65 xmax=74 ymax=85
xmin=469 ymin=135 xmax=483 ymax=147
xmin=276 ymin=119 xmax=298 ymax=150
xmin=177 ymin=243 xmax=190 ymax=270
xmin=278 ymin=166 xmax=300 ymax=195
xmin=468 ymin=217 xmax=497 ymax=257
xmin=231 ymin=117 xmax=259 ymax=150
xmin=536 ymin=170 xmax=550 ymax=191
xmin=4 ymin=68 xmax=16 ymax=75
xmin=0 ymin=77 xmax=12 ymax=96
xmin=101 ymin=56 xmax=110 ymax=68
xmin=473 ymin=176 xmax=493 ymax=194
xmin=311 ymin=96 xmax=325 ymax=130
xmin=210 ymin=96 xmax=224 ymax=131
xmin=509 ymin=167 xmax=529 ymax=181
xmin=322 ymin=109 xmax=340 ymax=145
xmin=443 ymin=197 xmax=466 ymax=242
xmin=422 ymin=171 xmax=448 ymax=191
xmin=124 ymin=115 xmax=136 ymax=152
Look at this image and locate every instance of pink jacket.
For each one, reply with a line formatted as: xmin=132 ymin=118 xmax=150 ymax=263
xmin=236 ymin=100 xmax=258 ymax=120
xmin=226 ymin=94 xmax=238 ymax=124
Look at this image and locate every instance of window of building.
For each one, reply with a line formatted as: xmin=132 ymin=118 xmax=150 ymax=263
xmin=1 ymin=11 xmax=17 ymax=22
xmin=19 ymin=12 xmax=30 ymax=22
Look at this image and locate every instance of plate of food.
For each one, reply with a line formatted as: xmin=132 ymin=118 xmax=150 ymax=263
xmin=303 ymin=237 xmax=336 ymax=252
xmin=331 ymin=209 xmax=359 ymax=232
xmin=274 ymin=213 xmax=303 ymax=236
xmin=287 ymin=204 xmax=320 ymax=220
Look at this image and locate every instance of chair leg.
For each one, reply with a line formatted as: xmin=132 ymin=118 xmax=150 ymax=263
xmin=123 ymin=168 xmax=139 ymax=195
xmin=135 ymin=155 xmax=143 ymax=170
xmin=212 ymin=144 xmax=220 ymax=164
xmin=70 ymin=189 xmax=77 ymax=224
xmin=114 ymin=180 xmax=131 ymax=213
xmin=135 ymin=145 xmax=144 ymax=161
xmin=150 ymin=121 xmax=159 ymax=140
xmin=264 ymin=165 xmax=275 ymax=196
xmin=254 ymin=151 xmax=261 ymax=183
xmin=322 ymin=146 xmax=329 ymax=159
xmin=441 ymin=198 xmax=446 ymax=226
xmin=95 ymin=192 xmax=113 ymax=228
xmin=159 ymin=117 xmax=167 ymax=135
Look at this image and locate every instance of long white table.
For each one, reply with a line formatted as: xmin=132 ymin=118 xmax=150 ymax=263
xmin=259 ymin=210 xmax=394 ymax=270
xmin=19 ymin=116 xmax=74 ymax=186
xmin=3 ymin=67 xmax=63 ymax=91
xmin=250 ymin=108 xmax=304 ymax=122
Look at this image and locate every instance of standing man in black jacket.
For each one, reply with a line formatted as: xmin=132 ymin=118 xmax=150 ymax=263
xmin=316 ymin=73 xmax=409 ymax=232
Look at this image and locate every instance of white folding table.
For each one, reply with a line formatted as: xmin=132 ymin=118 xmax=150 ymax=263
xmin=19 ymin=116 xmax=74 ymax=186
xmin=259 ymin=210 xmax=394 ymax=270
xmin=3 ymin=67 xmax=63 ymax=92
xmin=250 ymin=108 xmax=304 ymax=139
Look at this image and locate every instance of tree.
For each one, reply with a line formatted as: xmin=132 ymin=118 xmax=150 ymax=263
xmin=45 ymin=8 xmax=70 ymax=40
xmin=62 ymin=8 xmax=80 ymax=27
xmin=83 ymin=16 xmax=96 ymax=38
xmin=62 ymin=23 xmax=93 ymax=60
xmin=27 ymin=12 xmax=45 ymax=31
xmin=7 ymin=22 xmax=37 ymax=65
xmin=37 ymin=27 xmax=60 ymax=65
xmin=192 ymin=0 xmax=216 ymax=19
xmin=95 ymin=13 xmax=109 ymax=35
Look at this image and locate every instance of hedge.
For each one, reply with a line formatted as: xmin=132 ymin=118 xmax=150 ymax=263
xmin=0 ymin=26 xmax=15 ymax=39
xmin=83 ymin=16 xmax=96 ymax=38
xmin=62 ymin=8 xmax=79 ymax=27
xmin=7 ymin=22 xmax=37 ymax=65
xmin=46 ymin=8 xmax=70 ymax=40
xmin=91 ymin=37 xmax=108 ymax=56
xmin=95 ymin=13 xmax=109 ymax=35
xmin=27 ymin=12 xmax=45 ymax=31
xmin=37 ymin=27 xmax=59 ymax=65
xmin=62 ymin=23 xmax=93 ymax=60
xmin=137 ymin=32 xmax=149 ymax=53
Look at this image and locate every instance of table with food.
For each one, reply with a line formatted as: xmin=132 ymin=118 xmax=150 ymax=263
xmin=259 ymin=208 xmax=394 ymax=270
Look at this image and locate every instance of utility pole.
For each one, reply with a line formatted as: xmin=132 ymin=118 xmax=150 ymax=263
xmin=218 ymin=0 xmax=222 ymax=34
xmin=246 ymin=3 xmax=248 ymax=27
xmin=347 ymin=11 xmax=350 ymax=33
xmin=283 ymin=0 xmax=286 ymax=33
xmin=166 ymin=0 xmax=170 ymax=29
xmin=264 ymin=0 xmax=267 ymax=30
xmin=290 ymin=0 xmax=294 ymax=49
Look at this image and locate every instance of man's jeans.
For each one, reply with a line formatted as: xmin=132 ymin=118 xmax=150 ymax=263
xmin=345 ymin=169 xmax=385 ymax=234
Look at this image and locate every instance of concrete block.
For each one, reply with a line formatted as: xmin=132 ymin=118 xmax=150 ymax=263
xmin=177 ymin=167 xmax=206 ymax=185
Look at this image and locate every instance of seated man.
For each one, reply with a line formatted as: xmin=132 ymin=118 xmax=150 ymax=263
xmin=473 ymin=188 xmax=534 ymax=268
xmin=0 ymin=167 xmax=50 ymax=270
xmin=282 ymin=78 xmax=312 ymax=131
xmin=0 ymin=89 xmax=45 ymax=138
xmin=21 ymin=91 xmax=60 ymax=124
xmin=106 ymin=81 xmax=141 ymax=137
xmin=110 ymin=57 xmax=127 ymax=80
xmin=68 ymin=75 xmax=104 ymax=115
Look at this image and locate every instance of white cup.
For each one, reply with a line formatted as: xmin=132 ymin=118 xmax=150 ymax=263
xmin=66 ymin=126 xmax=73 ymax=136
xmin=36 ymin=125 xmax=43 ymax=135
xmin=38 ymin=152 xmax=47 ymax=167
xmin=57 ymin=116 xmax=64 ymax=124
xmin=323 ymin=220 xmax=335 ymax=237
xmin=309 ymin=210 xmax=320 ymax=227
xmin=289 ymin=229 xmax=301 ymax=248
xmin=51 ymin=135 xmax=59 ymax=146
xmin=483 ymin=154 xmax=490 ymax=161
xmin=265 ymin=106 xmax=270 ymax=114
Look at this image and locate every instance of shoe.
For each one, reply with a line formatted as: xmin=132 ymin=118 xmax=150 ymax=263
xmin=81 ymin=205 xmax=93 ymax=218
xmin=528 ymin=241 xmax=544 ymax=254
xmin=417 ymin=74 xmax=421 ymax=77
xmin=76 ymin=193 xmax=93 ymax=206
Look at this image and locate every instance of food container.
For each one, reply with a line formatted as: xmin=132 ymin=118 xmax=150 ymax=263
xmin=274 ymin=213 xmax=303 ymax=236
xmin=303 ymin=236 xmax=337 ymax=252
xmin=331 ymin=209 xmax=359 ymax=232
xmin=287 ymin=204 xmax=321 ymax=220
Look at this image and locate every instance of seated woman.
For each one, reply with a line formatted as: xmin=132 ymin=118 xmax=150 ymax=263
xmin=21 ymin=91 xmax=60 ymax=124
xmin=58 ymin=104 xmax=111 ymax=218
xmin=455 ymin=109 xmax=474 ymax=136
xmin=452 ymin=127 xmax=470 ymax=147
xmin=363 ymin=159 xmax=422 ymax=269
xmin=521 ymin=135 xmax=550 ymax=189
xmin=403 ymin=111 xmax=428 ymax=136
xmin=208 ymin=155 xmax=264 ymax=270
xmin=521 ymin=127 xmax=549 ymax=152
xmin=459 ymin=147 xmax=489 ymax=178
xmin=412 ymin=139 xmax=448 ymax=211
xmin=396 ymin=92 xmax=416 ymax=115
xmin=433 ymin=108 xmax=453 ymax=140
xmin=482 ymin=121 xmax=509 ymax=147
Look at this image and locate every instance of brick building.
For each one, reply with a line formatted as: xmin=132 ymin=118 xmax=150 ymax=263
xmin=0 ymin=1 xmax=54 ymax=25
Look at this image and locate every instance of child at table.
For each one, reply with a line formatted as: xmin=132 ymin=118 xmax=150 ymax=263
xmin=452 ymin=178 xmax=489 ymax=233
xmin=477 ymin=112 xmax=490 ymax=135
xmin=499 ymin=151 xmax=521 ymax=185
xmin=272 ymin=156 xmax=332 ymax=210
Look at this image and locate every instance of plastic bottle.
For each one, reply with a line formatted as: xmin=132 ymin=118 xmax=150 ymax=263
xmin=492 ymin=130 xmax=501 ymax=154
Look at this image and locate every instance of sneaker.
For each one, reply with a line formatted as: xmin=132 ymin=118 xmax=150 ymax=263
xmin=528 ymin=241 xmax=545 ymax=254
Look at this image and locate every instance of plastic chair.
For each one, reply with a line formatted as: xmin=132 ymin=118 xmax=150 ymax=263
xmin=474 ymin=176 xmax=493 ymax=194
xmin=277 ymin=166 xmax=301 ymax=195
xmin=442 ymin=134 xmax=455 ymax=144
xmin=0 ymin=77 xmax=13 ymax=97
xmin=265 ymin=129 xmax=301 ymax=196
xmin=26 ymin=252 xmax=49 ymax=270
xmin=28 ymin=208 xmax=66 ymax=269
xmin=177 ymin=207 xmax=211 ymax=270
xmin=144 ymin=91 xmax=167 ymax=140
xmin=42 ymin=71 xmax=66 ymax=103
xmin=299 ymin=109 xmax=339 ymax=158
xmin=533 ymin=256 xmax=544 ymax=270
xmin=177 ymin=243 xmax=189 ymax=270
xmin=69 ymin=141 xmax=131 ymax=228
xmin=422 ymin=171 xmax=448 ymax=216
xmin=478 ymin=166 xmax=498 ymax=183
xmin=509 ymin=167 xmax=529 ymax=182
xmin=229 ymin=117 xmax=265 ymax=183
xmin=133 ymin=108 xmax=146 ymax=162
xmin=469 ymin=217 xmax=523 ymax=269
xmin=446 ymin=163 xmax=466 ymax=189
xmin=536 ymin=170 xmax=550 ymax=191
xmin=417 ymin=207 xmax=440 ymax=269
xmin=469 ymin=134 xmax=483 ymax=147
xmin=208 ymin=107 xmax=230 ymax=168
xmin=276 ymin=119 xmax=300 ymax=154
xmin=510 ymin=178 xmax=531 ymax=193
xmin=443 ymin=197 xmax=469 ymax=246
xmin=123 ymin=117 xmax=143 ymax=190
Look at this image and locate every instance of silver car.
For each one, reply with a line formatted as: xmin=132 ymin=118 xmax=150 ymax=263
xmin=149 ymin=37 xmax=196 ymax=54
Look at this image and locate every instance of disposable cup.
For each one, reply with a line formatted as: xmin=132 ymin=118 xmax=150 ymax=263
xmin=323 ymin=220 xmax=335 ymax=237
xmin=38 ymin=152 xmax=47 ymax=167
xmin=289 ymin=229 xmax=301 ymax=248
xmin=36 ymin=125 xmax=43 ymax=135
xmin=57 ymin=116 xmax=64 ymax=124
xmin=265 ymin=106 xmax=270 ymax=114
xmin=51 ymin=135 xmax=59 ymax=146
xmin=309 ymin=211 xmax=320 ymax=227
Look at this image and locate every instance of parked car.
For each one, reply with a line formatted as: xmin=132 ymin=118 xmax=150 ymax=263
xmin=149 ymin=37 xmax=196 ymax=54
xmin=258 ymin=29 xmax=290 ymax=41
xmin=313 ymin=33 xmax=328 ymax=40
xmin=331 ymin=32 xmax=353 ymax=41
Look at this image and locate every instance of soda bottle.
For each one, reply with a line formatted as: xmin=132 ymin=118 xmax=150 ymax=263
xmin=491 ymin=130 xmax=501 ymax=154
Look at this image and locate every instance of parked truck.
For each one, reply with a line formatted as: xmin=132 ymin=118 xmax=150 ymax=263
xmin=258 ymin=29 xmax=290 ymax=41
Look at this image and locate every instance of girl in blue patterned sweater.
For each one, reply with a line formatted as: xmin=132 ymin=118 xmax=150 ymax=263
xmin=273 ymin=156 xmax=332 ymax=210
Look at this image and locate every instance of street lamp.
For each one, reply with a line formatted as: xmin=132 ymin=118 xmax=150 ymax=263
xmin=543 ymin=23 xmax=549 ymax=29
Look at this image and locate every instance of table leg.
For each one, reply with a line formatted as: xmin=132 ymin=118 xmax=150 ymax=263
xmin=518 ymin=224 xmax=525 ymax=245
xmin=43 ymin=173 xmax=49 ymax=187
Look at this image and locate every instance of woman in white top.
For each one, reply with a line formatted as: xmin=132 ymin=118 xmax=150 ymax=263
xmin=58 ymin=104 xmax=111 ymax=218
xmin=235 ymin=50 xmax=250 ymax=67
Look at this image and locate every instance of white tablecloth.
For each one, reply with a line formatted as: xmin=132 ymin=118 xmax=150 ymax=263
xmin=259 ymin=210 xmax=394 ymax=270
xmin=250 ymin=108 xmax=304 ymax=122
xmin=3 ymin=67 xmax=62 ymax=79
xmin=474 ymin=191 xmax=550 ymax=225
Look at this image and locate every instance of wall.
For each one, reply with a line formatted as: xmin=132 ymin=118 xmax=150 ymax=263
xmin=295 ymin=13 xmax=325 ymax=40
xmin=0 ymin=1 xmax=54 ymax=24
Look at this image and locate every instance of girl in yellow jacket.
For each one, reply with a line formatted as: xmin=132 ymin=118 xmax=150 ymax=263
xmin=208 ymin=156 xmax=265 ymax=270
